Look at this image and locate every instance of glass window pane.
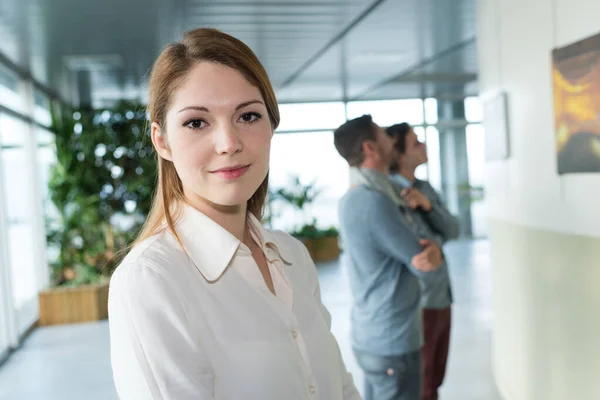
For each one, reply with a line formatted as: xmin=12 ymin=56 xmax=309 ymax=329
xmin=466 ymin=124 xmax=487 ymax=238
xmin=37 ymin=128 xmax=59 ymax=224
xmin=424 ymin=98 xmax=438 ymax=124
xmin=425 ymin=127 xmax=441 ymax=193
xmin=0 ymin=67 xmax=19 ymax=92
xmin=33 ymin=91 xmax=52 ymax=127
xmin=0 ymin=66 xmax=25 ymax=113
xmin=0 ymin=113 xmax=27 ymax=148
xmin=413 ymin=127 xmax=428 ymax=181
xmin=269 ymin=131 xmax=348 ymax=232
xmin=1 ymin=148 xmax=32 ymax=223
xmin=414 ymin=126 xmax=426 ymax=142
xmin=466 ymin=124 xmax=486 ymax=186
xmin=465 ymin=96 xmax=483 ymax=123
xmin=346 ymin=99 xmax=424 ymax=127
xmin=276 ymin=102 xmax=346 ymax=132
xmin=8 ymin=224 xmax=37 ymax=326
xmin=0 ymin=114 xmax=39 ymax=333
xmin=0 ymin=211 xmax=13 ymax=352
xmin=1 ymin=120 xmax=31 ymax=223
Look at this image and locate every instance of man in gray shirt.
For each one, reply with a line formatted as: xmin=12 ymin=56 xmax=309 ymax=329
xmin=334 ymin=115 xmax=446 ymax=400
xmin=387 ymin=123 xmax=460 ymax=400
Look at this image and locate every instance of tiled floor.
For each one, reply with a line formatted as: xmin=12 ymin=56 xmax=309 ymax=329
xmin=0 ymin=239 xmax=501 ymax=400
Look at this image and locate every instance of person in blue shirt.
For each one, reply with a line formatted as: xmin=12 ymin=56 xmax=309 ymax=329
xmin=334 ymin=115 xmax=446 ymax=400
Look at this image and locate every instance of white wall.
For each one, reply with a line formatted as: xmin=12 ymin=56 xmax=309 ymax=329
xmin=479 ymin=0 xmax=600 ymax=238
xmin=477 ymin=0 xmax=600 ymax=399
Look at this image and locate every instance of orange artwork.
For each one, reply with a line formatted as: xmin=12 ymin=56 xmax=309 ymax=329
xmin=552 ymin=32 xmax=600 ymax=174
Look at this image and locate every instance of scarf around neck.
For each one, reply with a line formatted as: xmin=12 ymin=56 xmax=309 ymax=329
xmin=349 ymin=167 xmax=405 ymax=207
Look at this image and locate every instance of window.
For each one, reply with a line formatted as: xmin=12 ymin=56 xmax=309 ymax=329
xmin=466 ymin=124 xmax=485 ymax=187
xmin=33 ymin=91 xmax=52 ymax=127
xmin=413 ymin=127 xmax=428 ymax=181
xmin=0 ymin=66 xmax=25 ymax=113
xmin=465 ymin=96 xmax=483 ymax=123
xmin=276 ymin=102 xmax=346 ymax=132
xmin=0 ymin=114 xmax=39 ymax=332
xmin=269 ymin=131 xmax=348 ymax=232
xmin=424 ymin=98 xmax=438 ymax=124
xmin=466 ymin=124 xmax=487 ymax=238
xmin=425 ymin=127 xmax=442 ymax=193
xmin=346 ymin=99 xmax=424 ymax=126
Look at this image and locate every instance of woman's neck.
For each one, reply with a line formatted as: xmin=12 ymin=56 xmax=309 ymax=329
xmin=184 ymin=193 xmax=248 ymax=241
xmin=398 ymin=165 xmax=416 ymax=183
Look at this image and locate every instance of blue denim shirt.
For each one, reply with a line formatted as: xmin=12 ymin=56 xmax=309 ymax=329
xmin=338 ymin=186 xmax=447 ymax=356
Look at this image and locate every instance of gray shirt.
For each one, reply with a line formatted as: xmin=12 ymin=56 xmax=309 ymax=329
xmin=338 ymin=185 xmax=446 ymax=356
xmin=390 ymin=174 xmax=460 ymax=309
xmin=412 ymin=179 xmax=460 ymax=243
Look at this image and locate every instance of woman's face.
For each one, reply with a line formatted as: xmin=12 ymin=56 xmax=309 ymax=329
xmin=152 ymin=61 xmax=272 ymax=210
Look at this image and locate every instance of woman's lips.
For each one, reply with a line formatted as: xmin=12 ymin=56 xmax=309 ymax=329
xmin=210 ymin=164 xmax=250 ymax=179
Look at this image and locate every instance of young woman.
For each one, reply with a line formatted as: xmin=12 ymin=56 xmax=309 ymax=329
xmin=108 ymin=28 xmax=361 ymax=400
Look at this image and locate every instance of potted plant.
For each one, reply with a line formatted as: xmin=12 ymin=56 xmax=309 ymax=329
xmin=274 ymin=176 xmax=340 ymax=263
xmin=290 ymin=221 xmax=340 ymax=263
xmin=39 ymin=102 xmax=154 ymax=325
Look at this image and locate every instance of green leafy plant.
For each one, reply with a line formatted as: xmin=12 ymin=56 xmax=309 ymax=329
xmin=272 ymin=175 xmax=338 ymax=239
xmin=275 ymin=176 xmax=321 ymax=211
xmin=47 ymin=101 xmax=156 ymax=286
xmin=289 ymin=219 xmax=339 ymax=239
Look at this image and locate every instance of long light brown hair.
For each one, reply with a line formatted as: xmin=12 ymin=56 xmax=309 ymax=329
xmin=134 ymin=28 xmax=280 ymax=248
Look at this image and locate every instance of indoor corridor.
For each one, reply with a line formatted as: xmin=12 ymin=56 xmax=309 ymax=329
xmin=0 ymin=240 xmax=501 ymax=400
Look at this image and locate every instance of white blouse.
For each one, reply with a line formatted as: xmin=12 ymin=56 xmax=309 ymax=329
xmin=108 ymin=205 xmax=361 ymax=400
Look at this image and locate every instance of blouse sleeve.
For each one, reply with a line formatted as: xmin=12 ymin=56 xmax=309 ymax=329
xmin=300 ymin=246 xmax=363 ymax=400
xmin=108 ymin=261 xmax=214 ymax=400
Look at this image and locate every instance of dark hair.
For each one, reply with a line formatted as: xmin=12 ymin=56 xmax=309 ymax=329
xmin=333 ymin=114 xmax=377 ymax=166
xmin=386 ymin=123 xmax=412 ymax=154
xmin=386 ymin=123 xmax=412 ymax=173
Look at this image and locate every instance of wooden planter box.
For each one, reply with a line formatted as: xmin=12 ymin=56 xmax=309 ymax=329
xmin=301 ymin=236 xmax=340 ymax=263
xmin=38 ymin=282 xmax=109 ymax=326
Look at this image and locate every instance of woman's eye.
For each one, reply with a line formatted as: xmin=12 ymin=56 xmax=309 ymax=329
xmin=239 ymin=112 xmax=262 ymax=124
xmin=183 ymin=119 xmax=206 ymax=130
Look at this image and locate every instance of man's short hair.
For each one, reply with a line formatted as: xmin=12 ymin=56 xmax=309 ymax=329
xmin=386 ymin=123 xmax=411 ymax=173
xmin=333 ymin=114 xmax=377 ymax=167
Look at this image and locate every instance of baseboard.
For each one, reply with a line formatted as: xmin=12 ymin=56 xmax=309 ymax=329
xmin=0 ymin=318 xmax=40 ymax=370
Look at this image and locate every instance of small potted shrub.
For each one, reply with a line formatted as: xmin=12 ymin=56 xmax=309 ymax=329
xmin=274 ymin=176 xmax=340 ymax=263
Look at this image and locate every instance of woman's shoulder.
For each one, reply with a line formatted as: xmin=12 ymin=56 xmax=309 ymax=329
xmin=108 ymin=233 xmax=192 ymax=322
xmin=111 ymin=231 xmax=189 ymax=288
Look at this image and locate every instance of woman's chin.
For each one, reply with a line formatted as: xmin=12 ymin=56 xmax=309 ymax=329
xmin=197 ymin=193 xmax=253 ymax=211
xmin=183 ymin=183 xmax=258 ymax=211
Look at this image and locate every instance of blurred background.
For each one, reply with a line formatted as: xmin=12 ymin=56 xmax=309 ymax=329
xmin=0 ymin=0 xmax=599 ymax=399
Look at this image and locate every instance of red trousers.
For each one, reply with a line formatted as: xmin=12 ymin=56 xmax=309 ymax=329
xmin=421 ymin=307 xmax=451 ymax=400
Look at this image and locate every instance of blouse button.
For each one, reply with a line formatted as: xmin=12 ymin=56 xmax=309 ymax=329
xmin=308 ymin=385 xmax=316 ymax=395
xmin=292 ymin=329 xmax=298 ymax=339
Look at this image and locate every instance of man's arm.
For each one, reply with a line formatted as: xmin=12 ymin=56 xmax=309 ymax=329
xmin=365 ymin=191 xmax=443 ymax=277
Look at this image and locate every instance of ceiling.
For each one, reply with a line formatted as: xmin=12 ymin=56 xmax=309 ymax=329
xmin=0 ymin=0 xmax=477 ymax=107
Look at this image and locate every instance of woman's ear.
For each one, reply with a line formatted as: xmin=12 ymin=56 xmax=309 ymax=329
xmin=151 ymin=122 xmax=173 ymax=161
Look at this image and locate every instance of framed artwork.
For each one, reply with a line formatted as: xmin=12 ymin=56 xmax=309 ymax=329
xmin=552 ymin=32 xmax=600 ymax=174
